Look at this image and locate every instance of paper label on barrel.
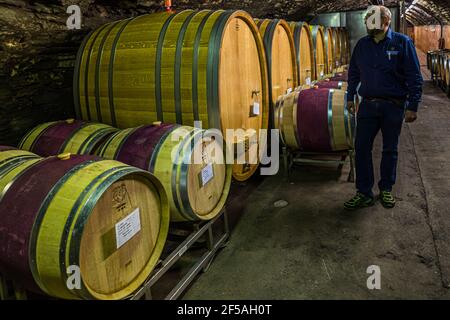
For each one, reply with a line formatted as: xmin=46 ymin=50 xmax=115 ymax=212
xmin=115 ymin=208 xmax=141 ymax=249
xmin=286 ymin=88 xmax=293 ymax=94
xmin=200 ymin=163 xmax=214 ymax=187
xmin=306 ymin=77 xmax=311 ymax=85
xmin=252 ymin=102 xmax=260 ymax=115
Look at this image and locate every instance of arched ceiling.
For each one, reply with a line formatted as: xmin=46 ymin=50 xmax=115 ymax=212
xmin=164 ymin=0 xmax=450 ymax=25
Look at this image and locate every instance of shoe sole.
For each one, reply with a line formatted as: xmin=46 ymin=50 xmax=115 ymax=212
xmin=344 ymin=201 xmax=375 ymax=211
xmin=380 ymin=201 xmax=395 ymax=209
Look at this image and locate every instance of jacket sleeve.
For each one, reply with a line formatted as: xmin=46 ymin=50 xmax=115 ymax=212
xmin=403 ymin=37 xmax=423 ymax=112
xmin=347 ymin=40 xmax=361 ymax=103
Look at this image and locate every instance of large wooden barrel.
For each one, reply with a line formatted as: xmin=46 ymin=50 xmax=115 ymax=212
xmin=336 ymin=27 xmax=350 ymax=65
xmin=19 ymin=119 xmax=118 ymax=157
xmin=274 ymin=87 xmax=354 ymax=152
xmin=438 ymin=51 xmax=450 ymax=88
xmin=74 ymin=9 xmax=269 ymax=181
xmin=290 ymin=21 xmax=314 ymax=85
xmin=331 ymin=27 xmax=342 ymax=69
xmin=445 ymin=54 xmax=450 ymax=91
xmin=323 ymin=27 xmax=335 ymax=74
xmin=0 ymin=151 xmax=169 ymax=300
xmin=97 ymin=122 xmax=232 ymax=222
xmin=254 ymin=18 xmax=298 ymax=128
xmin=310 ymin=26 xmax=326 ymax=80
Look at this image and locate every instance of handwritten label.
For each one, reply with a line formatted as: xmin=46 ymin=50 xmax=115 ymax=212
xmin=200 ymin=163 xmax=214 ymax=187
xmin=115 ymin=208 xmax=141 ymax=249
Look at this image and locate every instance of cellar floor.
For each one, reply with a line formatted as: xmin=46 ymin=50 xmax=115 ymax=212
xmin=183 ymin=53 xmax=450 ymax=299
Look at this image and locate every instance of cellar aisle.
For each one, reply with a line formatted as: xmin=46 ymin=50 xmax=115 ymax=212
xmin=183 ymin=57 xmax=450 ymax=300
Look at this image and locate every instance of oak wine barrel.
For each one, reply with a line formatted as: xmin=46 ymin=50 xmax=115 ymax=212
xmin=74 ymin=9 xmax=269 ymax=181
xmin=255 ymin=18 xmax=298 ymax=128
xmin=438 ymin=51 xmax=450 ymax=88
xmin=97 ymin=122 xmax=232 ymax=221
xmin=323 ymin=27 xmax=335 ymax=74
xmin=0 ymin=150 xmax=169 ymax=300
xmin=339 ymin=27 xmax=350 ymax=65
xmin=19 ymin=119 xmax=118 ymax=157
xmin=274 ymin=87 xmax=354 ymax=152
xmin=290 ymin=21 xmax=314 ymax=85
xmin=331 ymin=27 xmax=342 ymax=69
xmin=311 ymin=25 xmax=326 ymax=80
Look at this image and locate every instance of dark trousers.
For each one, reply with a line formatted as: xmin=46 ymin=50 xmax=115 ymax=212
xmin=355 ymin=99 xmax=405 ymax=197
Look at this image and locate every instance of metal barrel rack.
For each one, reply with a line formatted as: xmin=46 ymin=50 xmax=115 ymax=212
xmin=282 ymin=146 xmax=355 ymax=183
xmin=130 ymin=208 xmax=230 ymax=300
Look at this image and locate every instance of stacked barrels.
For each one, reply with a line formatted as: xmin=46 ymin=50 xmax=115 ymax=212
xmin=20 ymin=120 xmax=231 ymax=223
xmin=427 ymin=49 xmax=450 ymax=96
xmin=0 ymin=147 xmax=169 ymax=300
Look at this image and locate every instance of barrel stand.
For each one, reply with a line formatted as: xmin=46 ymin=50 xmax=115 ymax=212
xmin=282 ymin=146 xmax=355 ymax=183
xmin=130 ymin=209 xmax=230 ymax=300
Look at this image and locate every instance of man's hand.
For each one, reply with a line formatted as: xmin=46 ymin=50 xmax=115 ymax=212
xmin=405 ymin=110 xmax=417 ymax=123
xmin=347 ymin=101 xmax=356 ymax=115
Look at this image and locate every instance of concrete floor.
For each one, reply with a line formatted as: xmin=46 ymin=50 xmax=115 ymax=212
xmin=183 ymin=54 xmax=450 ymax=299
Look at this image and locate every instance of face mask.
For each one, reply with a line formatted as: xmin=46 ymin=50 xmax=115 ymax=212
xmin=367 ymin=28 xmax=383 ymax=37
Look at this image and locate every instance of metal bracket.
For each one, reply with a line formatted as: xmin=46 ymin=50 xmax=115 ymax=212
xmin=130 ymin=209 xmax=230 ymax=300
xmin=282 ymin=147 xmax=355 ymax=183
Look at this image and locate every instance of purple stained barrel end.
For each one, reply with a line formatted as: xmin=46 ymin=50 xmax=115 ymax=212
xmin=297 ymin=88 xmax=333 ymax=152
xmin=0 ymin=154 xmax=98 ymax=293
xmin=31 ymin=120 xmax=86 ymax=157
xmin=115 ymin=123 xmax=178 ymax=171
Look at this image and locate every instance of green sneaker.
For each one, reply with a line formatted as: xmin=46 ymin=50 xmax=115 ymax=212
xmin=344 ymin=192 xmax=375 ymax=210
xmin=380 ymin=191 xmax=396 ymax=208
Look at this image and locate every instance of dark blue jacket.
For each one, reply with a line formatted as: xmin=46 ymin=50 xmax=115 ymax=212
xmin=347 ymin=28 xmax=423 ymax=112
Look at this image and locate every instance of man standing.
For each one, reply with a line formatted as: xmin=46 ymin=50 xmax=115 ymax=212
xmin=344 ymin=6 xmax=423 ymax=210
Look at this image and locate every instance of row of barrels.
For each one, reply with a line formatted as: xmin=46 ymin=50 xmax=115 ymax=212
xmin=0 ymin=120 xmax=232 ymax=300
xmin=427 ymin=49 xmax=450 ymax=97
xmin=74 ymin=9 xmax=350 ymax=181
